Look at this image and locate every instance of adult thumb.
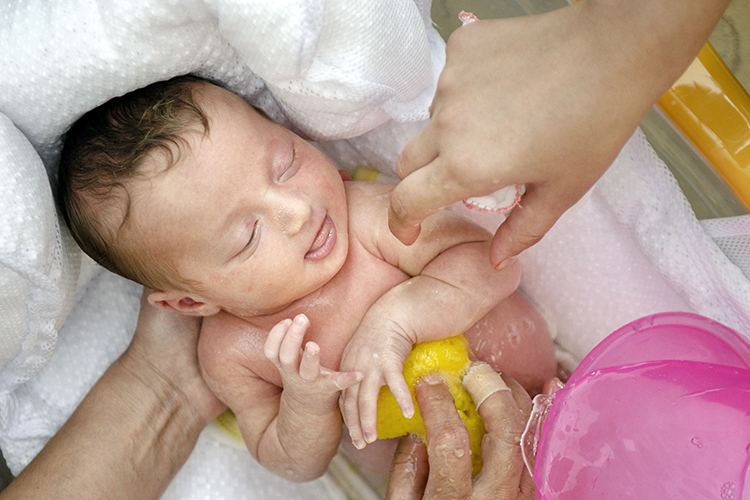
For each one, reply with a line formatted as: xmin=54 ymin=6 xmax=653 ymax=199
xmin=489 ymin=186 xmax=567 ymax=269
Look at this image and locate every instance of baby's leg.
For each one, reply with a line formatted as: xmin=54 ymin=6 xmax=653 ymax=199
xmin=464 ymin=291 xmax=557 ymax=395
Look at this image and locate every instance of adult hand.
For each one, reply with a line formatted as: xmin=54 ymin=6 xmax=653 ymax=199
xmin=2 ymin=288 xmax=225 ymax=500
xmin=388 ymin=0 xmax=730 ymax=269
xmin=123 ymin=288 xmax=225 ymax=425
xmin=385 ymin=366 xmax=535 ymax=500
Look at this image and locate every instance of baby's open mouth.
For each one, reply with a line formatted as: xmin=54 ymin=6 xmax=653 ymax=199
xmin=305 ymin=215 xmax=336 ymax=260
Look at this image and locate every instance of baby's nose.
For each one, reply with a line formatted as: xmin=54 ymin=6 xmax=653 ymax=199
xmin=270 ymin=194 xmax=311 ymax=236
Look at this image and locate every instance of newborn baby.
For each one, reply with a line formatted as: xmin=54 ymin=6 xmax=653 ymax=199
xmin=57 ymin=75 xmax=558 ymax=482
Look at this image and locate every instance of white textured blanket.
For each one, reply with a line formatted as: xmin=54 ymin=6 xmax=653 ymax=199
xmin=2 ymin=1 xmax=750 ymax=499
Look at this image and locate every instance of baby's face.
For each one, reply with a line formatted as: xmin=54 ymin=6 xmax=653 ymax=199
xmin=133 ymin=83 xmax=349 ymax=317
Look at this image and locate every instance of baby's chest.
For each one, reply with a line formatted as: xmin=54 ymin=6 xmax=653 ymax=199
xmin=296 ymin=250 xmax=408 ymax=368
xmin=238 ymin=244 xmax=408 ymax=383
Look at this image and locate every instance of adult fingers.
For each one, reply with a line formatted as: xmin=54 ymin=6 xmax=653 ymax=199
xmin=518 ymin=467 xmax=537 ymax=500
xmin=384 ymin=433 xmax=429 ymax=500
xmin=462 ymin=364 xmax=533 ymax=499
xmin=388 ymin=157 xmax=473 ymax=245
xmin=416 ymin=374 xmax=474 ymax=500
xmin=488 ymin=184 xmax=569 ymax=269
xmin=395 ymin=120 xmax=440 ymax=180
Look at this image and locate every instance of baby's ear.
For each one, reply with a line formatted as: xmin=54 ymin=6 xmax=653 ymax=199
xmin=147 ymin=290 xmax=221 ymax=316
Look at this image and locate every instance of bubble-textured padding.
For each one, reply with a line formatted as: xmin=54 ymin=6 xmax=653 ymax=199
xmin=701 ymin=215 xmax=750 ymax=279
xmin=0 ymin=0 xmax=443 ymax=171
xmin=518 ymin=130 xmax=750 ymax=362
xmin=0 ymin=112 xmax=80 ymax=431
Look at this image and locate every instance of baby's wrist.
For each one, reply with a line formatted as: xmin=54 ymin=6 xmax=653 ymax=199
xmin=281 ymin=385 xmax=342 ymax=416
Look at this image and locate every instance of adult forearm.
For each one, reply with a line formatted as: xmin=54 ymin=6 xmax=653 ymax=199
xmin=2 ymin=354 xmax=207 ymax=500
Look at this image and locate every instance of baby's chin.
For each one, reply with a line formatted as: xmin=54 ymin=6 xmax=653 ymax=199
xmin=226 ymin=302 xmax=292 ymax=319
xmin=221 ymin=284 xmax=328 ymax=319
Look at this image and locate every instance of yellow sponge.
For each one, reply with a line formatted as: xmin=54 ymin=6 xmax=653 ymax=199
xmin=213 ymin=334 xmax=486 ymax=474
xmin=214 ymin=408 xmax=244 ymax=443
xmin=376 ymin=335 xmax=486 ymax=475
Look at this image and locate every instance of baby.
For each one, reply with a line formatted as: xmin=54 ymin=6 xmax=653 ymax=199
xmin=57 ymin=76 xmax=557 ymax=482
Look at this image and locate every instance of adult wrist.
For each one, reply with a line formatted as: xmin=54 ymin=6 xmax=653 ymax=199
xmin=577 ymin=0 xmax=730 ymax=97
xmin=3 ymin=347 xmax=217 ymax=500
xmin=116 ymin=345 xmax=222 ymax=436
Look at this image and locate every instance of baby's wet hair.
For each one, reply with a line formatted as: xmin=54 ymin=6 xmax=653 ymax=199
xmin=57 ymin=74 xmax=211 ymax=291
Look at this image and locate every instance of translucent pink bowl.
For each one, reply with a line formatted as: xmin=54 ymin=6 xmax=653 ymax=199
xmin=530 ymin=312 xmax=750 ymax=500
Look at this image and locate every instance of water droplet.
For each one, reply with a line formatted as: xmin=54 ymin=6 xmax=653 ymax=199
xmin=691 ymin=437 xmax=702 ymax=449
xmin=721 ymin=481 xmax=736 ymax=500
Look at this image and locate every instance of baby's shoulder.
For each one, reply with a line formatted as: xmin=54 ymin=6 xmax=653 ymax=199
xmin=199 ymin=312 xmax=271 ymax=379
xmin=201 ymin=310 xmax=267 ymax=342
xmin=344 ymin=180 xmax=393 ymax=234
xmin=344 ymin=180 xmax=393 ymax=205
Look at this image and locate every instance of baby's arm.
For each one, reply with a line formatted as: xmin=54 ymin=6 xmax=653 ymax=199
xmin=199 ymin=314 xmax=361 ymax=481
xmin=341 ymin=194 xmax=521 ymax=447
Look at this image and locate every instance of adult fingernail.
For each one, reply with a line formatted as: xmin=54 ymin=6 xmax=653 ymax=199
xmin=493 ymin=255 xmax=516 ymax=271
xmin=364 ymin=432 xmax=376 ymax=444
xmin=353 ymin=439 xmax=366 ymax=450
xmin=420 ymin=372 xmax=444 ymax=385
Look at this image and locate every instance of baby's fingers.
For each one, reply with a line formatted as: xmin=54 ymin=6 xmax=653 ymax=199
xmin=298 ymin=341 xmax=321 ymax=382
xmin=264 ymin=314 xmax=309 ymax=370
xmin=278 ymin=314 xmax=309 ymax=368
xmin=361 ymin=372 xmax=412 ymax=445
xmin=329 ymin=369 xmax=364 ymax=391
xmin=388 ymin=372 xmax=414 ymax=421
xmin=264 ymin=318 xmax=293 ymax=363
xmin=342 ymin=384 xmax=366 ymax=450
xmin=358 ymin=376 xmax=383 ymax=445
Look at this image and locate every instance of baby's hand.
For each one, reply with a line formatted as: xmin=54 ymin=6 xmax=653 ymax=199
xmin=339 ymin=323 xmax=414 ymax=450
xmin=265 ymin=314 xmax=363 ymax=414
